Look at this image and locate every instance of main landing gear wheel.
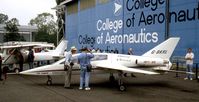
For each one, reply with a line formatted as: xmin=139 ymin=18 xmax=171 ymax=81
xmin=119 ymin=85 xmax=126 ymax=91
xmin=46 ymin=75 xmax=52 ymax=86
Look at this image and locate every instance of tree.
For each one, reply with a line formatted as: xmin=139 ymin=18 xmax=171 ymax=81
xmin=29 ymin=12 xmax=57 ymax=45
xmin=0 ymin=13 xmax=8 ymax=24
xmin=4 ymin=18 xmax=25 ymax=42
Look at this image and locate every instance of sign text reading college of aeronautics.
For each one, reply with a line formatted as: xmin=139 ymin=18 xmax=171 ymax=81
xmin=94 ymin=0 xmax=161 ymax=45
xmin=78 ymin=0 xmax=199 ymax=46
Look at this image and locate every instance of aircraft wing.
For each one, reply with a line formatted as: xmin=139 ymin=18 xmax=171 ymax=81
xmin=0 ymin=44 xmax=38 ymax=49
xmin=95 ymin=62 xmax=159 ymax=75
xmin=154 ymin=69 xmax=195 ymax=74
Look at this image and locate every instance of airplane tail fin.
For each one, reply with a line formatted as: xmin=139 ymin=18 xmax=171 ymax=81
xmin=53 ymin=38 xmax=68 ymax=56
xmin=142 ymin=37 xmax=180 ymax=59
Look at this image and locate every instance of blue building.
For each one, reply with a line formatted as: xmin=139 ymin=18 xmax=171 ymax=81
xmin=63 ymin=0 xmax=199 ymax=62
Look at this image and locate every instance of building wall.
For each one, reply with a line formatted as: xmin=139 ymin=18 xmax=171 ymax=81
xmin=65 ymin=0 xmax=199 ymax=62
xmin=0 ymin=25 xmax=37 ymax=43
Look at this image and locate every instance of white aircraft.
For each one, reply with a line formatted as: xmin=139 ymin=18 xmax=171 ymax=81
xmin=34 ymin=39 xmax=67 ymax=61
xmin=0 ymin=39 xmax=67 ymax=73
xmin=20 ymin=37 xmax=180 ymax=91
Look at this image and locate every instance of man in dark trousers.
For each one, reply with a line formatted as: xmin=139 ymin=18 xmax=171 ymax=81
xmin=16 ymin=51 xmax=24 ymax=72
xmin=0 ymin=54 xmax=3 ymax=81
xmin=28 ymin=48 xmax=34 ymax=69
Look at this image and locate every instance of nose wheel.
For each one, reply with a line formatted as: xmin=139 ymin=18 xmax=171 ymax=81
xmin=46 ymin=75 xmax=52 ymax=85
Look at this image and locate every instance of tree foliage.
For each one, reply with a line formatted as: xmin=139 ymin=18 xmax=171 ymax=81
xmin=0 ymin=13 xmax=8 ymax=24
xmin=29 ymin=12 xmax=57 ymax=45
xmin=4 ymin=18 xmax=25 ymax=42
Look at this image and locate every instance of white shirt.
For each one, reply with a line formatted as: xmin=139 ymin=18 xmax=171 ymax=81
xmin=65 ymin=51 xmax=72 ymax=65
xmin=185 ymin=52 xmax=194 ymax=64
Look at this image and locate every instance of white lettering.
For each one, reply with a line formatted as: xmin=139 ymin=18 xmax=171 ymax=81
xmin=96 ymin=18 xmax=123 ymax=33
xmin=103 ymin=28 xmax=158 ymax=44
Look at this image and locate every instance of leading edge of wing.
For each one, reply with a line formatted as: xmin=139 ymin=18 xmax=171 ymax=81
xmin=95 ymin=62 xmax=159 ymax=75
xmin=0 ymin=44 xmax=39 ymax=49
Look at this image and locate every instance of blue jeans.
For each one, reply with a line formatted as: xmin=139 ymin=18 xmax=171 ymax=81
xmin=80 ymin=66 xmax=90 ymax=88
xmin=186 ymin=64 xmax=193 ymax=79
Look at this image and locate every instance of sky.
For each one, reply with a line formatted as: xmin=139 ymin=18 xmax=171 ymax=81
xmin=0 ymin=0 xmax=57 ymax=25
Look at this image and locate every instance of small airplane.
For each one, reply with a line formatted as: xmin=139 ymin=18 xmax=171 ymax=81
xmin=0 ymin=39 xmax=67 ymax=73
xmin=20 ymin=37 xmax=180 ymax=91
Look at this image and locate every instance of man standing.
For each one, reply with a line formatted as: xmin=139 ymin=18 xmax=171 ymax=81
xmin=127 ymin=48 xmax=133 ymax=55
xmin=78 ymin=47 xmax=94 ymax=90
xmin=184 ymin=48 xmax=194 ymax=80
xmin=28 ymin=48 xmax=34 ymax=69
xmin=64 ymin=46 xmax=77 ymax=88
xmin=0 ymin=54 xmax=3 ymax=81
xmin=16 ymin=52 xmax=24 ymax=72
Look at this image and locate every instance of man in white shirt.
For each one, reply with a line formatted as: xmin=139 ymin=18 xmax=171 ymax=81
xmin=184 ymin=48 xmax=194 ymax=80
xmin=64 ymin=46 xmax=77 ymax=88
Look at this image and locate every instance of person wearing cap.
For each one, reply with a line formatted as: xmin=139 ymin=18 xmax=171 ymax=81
xmin=64 ymin=46 xmax=77 ymax=88
xmin=78 ymin=47 xmax=94 ymax=90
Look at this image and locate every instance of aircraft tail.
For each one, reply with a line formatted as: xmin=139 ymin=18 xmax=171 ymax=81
xmin=142 ymin=37 xmax=180 ymax=59
xmin=53 ymin=38 xmax=68 ymax=56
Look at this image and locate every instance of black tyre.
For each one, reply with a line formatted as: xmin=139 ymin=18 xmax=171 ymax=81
xmin=46 ymin=80 xmax=52 ymax=86
xmin=119 ymin=85 xmax=126 ymax=91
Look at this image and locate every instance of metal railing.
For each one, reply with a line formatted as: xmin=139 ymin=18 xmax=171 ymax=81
xmin=171 ymin=56 xmax=199 ymax=82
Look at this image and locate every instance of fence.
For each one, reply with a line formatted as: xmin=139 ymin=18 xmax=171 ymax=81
xmin=171 ymin=56 xmax=199 ymax=82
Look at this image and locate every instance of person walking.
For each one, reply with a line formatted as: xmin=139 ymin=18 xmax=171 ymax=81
xmin=184 ymin=48 xmax=194 ymax=80
xmin=64 ymin=46 xmax=77 ymax=88
xmin=78 ymin=47 xmax=94 ymax=90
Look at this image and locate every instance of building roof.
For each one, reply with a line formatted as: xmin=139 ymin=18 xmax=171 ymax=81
xmin=0 ymin=24 xmax=38 ymax=33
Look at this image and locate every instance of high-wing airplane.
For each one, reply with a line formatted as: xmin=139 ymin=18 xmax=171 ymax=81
xmin=20 ymin=37 xmax=180 ymax=91
xmin=0 ymin=39 xmax=67 ymax=73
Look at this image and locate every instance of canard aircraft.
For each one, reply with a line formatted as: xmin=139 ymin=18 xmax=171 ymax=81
xmin=20 ymin=37 xmax=180 ymax=91
xmin=0 ymin=39 xmax=67 ymax=73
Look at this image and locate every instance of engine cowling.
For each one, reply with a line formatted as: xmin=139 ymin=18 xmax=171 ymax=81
xmin=135 ymin=58 xmax=169 ymax=66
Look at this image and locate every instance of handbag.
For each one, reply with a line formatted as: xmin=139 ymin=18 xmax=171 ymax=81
xmin=87 ymin=64 xmax=92 ymax=72
xmin=86 ymin=53 xmax=92 ymax=72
